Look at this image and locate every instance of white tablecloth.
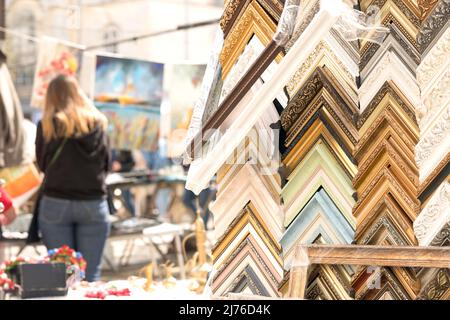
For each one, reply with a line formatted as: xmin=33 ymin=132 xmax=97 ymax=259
xmin=16 ymin=279 xmax=209 ymax=300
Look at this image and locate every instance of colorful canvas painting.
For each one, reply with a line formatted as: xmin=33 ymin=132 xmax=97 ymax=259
xmin=31 ymin=37 xmax=81 ymax=108
xmin=0 ymin=163 xmax=42 ymax=207
xmin=96 ymin=104 xmax=160 ymax=151
xmin=94 ymin=55 xmax=164 ymax=108
xmin=167 ymin=64 xmax=206 ymax=157
xmin=94 ymin=55 xmax=164 ymax=151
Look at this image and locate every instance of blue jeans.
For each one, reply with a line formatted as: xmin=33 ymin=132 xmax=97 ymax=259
xmin=38 ymin=196 xmax=111 ymax=282
xmin=182 ymin=188 xmax=215 ymax=229
xmin=121 ymin=189 xmax=135 ymax=217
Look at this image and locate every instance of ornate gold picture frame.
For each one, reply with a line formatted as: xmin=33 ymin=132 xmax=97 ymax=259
xmin=220 ymin=1 xmax=281 ymax=79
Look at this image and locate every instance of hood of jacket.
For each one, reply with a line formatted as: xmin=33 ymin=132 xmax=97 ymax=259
xmin=70 ymin=125 xmax=107 ymax=160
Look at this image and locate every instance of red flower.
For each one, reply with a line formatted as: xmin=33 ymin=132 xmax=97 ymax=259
xmin=107 ymin=287 xmax=131 ymax=296
xmin=85 ymin=290 xmax=107 ymax=300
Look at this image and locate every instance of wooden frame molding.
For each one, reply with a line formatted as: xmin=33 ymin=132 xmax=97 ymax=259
xmin=288 ymin=244 xmax=450 ymax=298
xmin=186 ymin=3 xmax=341 ymax=194
xmin=359 ymin=0 xmax=420 ymax=62
xmin=220 ymin=0 xmax=284 ymax=38
xmin=360 ymin=0 xmax=421 ymax=24
xmin=186 ymin=41 xmax=282 ymax=161
xmin=220 ymin=0 xmax=280 ymax=79
xmin=417 ymin=0 xmax=450 ymax=54
xmin=281 ymin=66 xmax=359 ymax=147
xmin=213 ymin=202 xmax=282 ymax=266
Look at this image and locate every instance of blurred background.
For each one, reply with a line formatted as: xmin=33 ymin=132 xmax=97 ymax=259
xmin=1 ymin=0 xmax=222 ymax=117
xmin=0 ymin=0 xmax=223 ymax=286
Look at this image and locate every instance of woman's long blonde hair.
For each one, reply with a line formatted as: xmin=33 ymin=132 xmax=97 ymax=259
xmin=42 ymin=75 xmax=108 ymax=141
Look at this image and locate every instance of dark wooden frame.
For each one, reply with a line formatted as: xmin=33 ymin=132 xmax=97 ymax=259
xmin=186 ymin=41 xmax=283 ymax=159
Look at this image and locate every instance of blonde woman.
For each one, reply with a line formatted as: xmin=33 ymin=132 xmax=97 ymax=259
xmin=35 ymin=75 xmax=110 ymax=282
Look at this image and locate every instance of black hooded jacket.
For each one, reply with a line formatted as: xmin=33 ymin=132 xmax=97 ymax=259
xmin=35 ymin=121 xmax=111 ymax=200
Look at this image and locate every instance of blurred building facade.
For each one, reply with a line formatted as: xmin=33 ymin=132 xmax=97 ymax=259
xmin=0 ymin=0 xmax=223 ymax=113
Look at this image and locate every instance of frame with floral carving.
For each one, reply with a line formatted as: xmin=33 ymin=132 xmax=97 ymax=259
xmin=220 ymin=0 xmax=282 ymax=79
xmin=220 ymin=0 xmax=284 ymax=38
xmin=360 ymin=0 xmax=440 ymax=22
xmin=281 ymin=66 xmax=358 ymax=152
xmin=359 ymin=0 xmax=420 ymax=61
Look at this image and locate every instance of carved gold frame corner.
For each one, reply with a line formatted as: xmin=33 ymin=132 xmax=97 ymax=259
xmin=221 ymin=0 xmax=283 ymax=37
xmin=219 ymin=1 xmax=282 ymax=79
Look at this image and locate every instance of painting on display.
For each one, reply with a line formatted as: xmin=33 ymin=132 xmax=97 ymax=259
xmin=166 ymin=64 xmax=206 ymax=157
xmin=95 ymin=104 xmax=160 ymax=151
xmin=94 ymin=55 xmax=164 ymax=151
xmin=0 ymin=163 xmax=42 ymax=207
xmin=31 ymin=37 xmax=81 ymax=108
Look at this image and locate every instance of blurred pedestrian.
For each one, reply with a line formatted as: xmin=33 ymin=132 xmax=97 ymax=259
xmin=181 ymin=165 xmax=215 ymax=229
xmin=111 ymin=149 xmax=136 ymax=217
xmin=182 ymin=187 xmax=215 ymax=229
xmin=35 ymin=75 xmax=110 ymax=282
